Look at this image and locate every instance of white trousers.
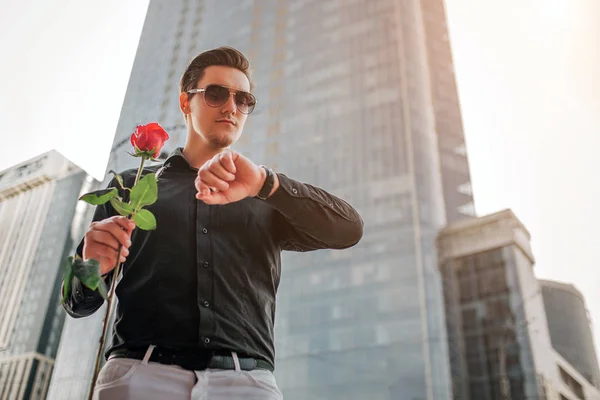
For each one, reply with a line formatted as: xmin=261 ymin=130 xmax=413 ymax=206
xmin=93 ymin=345 xmax=283 ymax=400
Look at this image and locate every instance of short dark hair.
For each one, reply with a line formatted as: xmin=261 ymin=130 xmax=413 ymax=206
xmin=179 ymin=46 xmax=254 ymax=94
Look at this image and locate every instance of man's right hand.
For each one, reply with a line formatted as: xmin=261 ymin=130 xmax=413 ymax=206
xmin=82 ymin=216 xmax=136 ymax=276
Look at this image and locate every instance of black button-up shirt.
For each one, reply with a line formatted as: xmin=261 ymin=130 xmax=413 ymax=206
xmin=63 ymin=148 xmax=363 ymax=368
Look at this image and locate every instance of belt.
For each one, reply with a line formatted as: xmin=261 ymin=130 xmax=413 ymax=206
xmin=108 ymin=347 xmax=274 ymax=372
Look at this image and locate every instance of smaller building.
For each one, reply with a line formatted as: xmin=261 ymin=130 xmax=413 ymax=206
xmin=540 ymin=279 xmax=600 ymax=389
xmin=437 ymin=209 xmax=547 ymax=400
xmin=437 ymin=209 xmax=600 ymax=400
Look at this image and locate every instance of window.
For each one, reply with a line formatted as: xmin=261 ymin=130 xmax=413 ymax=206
xmin=559 ymin=366 xmax=585 ymax=400
xmin=459 ymin=277 xmax=475 ymax=301
xmin=466 ymin=355 xmax=483 ymax=376
xmin=461 ymin=308 xmax=477 ymax=331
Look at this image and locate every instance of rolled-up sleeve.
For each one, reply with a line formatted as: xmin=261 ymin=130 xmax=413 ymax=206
xmin=267 ymin=173 xmax=363 ymax=252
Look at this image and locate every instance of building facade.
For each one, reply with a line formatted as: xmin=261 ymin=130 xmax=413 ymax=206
xmin=437 ymin=209 xmax=600 ymax=400
xmin=420 ymin=0 xmax=475 ymax=223
xmin=0 ymin=151 xmax=89 ymax=399
xmin=540 ymin=279 xmax=600 ymax=389
xmin=49 ymin=0 xmax=475 ymax=399
xmin=437 ymin=209 xmax=548 ymax=400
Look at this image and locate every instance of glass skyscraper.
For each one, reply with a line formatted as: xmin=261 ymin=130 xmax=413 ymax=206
xmin=49 ymin=1 xmax=475 ymax=399
xmin=0 ymin=151 xmax=89 ymax=400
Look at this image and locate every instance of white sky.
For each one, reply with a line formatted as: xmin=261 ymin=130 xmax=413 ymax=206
xmin=1 ymin=0 xmax=599 ymax=358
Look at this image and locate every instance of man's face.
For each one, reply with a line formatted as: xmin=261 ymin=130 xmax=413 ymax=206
xmin=182 ymin=66 xmax=252 ymax=149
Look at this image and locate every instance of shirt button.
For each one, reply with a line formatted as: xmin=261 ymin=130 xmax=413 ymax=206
xmin=203 ymin=261 xmax=209 ymax=268
xmin=204 ymin=337 xmax=211 ymax=344
xmin=292 ymin=188 xmax=298 ymax=194
xmin=202 ymin=228 xmax=208 ymax=234
xmin=203 ymin=301 xmax=210 ymax=307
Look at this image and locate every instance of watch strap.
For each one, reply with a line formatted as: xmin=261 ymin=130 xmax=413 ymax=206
xmin=256 ymin=166 xmax=274 ymax=200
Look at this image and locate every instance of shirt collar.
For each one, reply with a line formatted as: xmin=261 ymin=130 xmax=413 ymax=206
xmin=163 ymin=147 xmax=197 ymax=171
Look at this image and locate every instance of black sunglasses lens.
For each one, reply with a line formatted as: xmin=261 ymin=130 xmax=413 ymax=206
xmin=204 ymin=85 xmax=230 ymax=106
xmin=235 ymin=92 xmax=256 ymax=114
xmin=203 ymin=85 xmax=255 ymax=114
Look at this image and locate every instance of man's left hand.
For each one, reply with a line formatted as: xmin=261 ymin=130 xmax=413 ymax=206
xmin=195 ymin=150 xmax=274 ymax=205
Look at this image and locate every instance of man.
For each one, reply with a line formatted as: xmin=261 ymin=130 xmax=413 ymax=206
xmin=63 ymin=47 xmax=363 ymax=399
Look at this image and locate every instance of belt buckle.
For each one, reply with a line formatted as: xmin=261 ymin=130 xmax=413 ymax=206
xmin=246 ymin=358 xmax=258 ymax=370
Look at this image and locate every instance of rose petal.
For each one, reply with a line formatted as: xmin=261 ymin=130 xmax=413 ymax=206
xmin=130 ymin=123 xmax=169 ymax=157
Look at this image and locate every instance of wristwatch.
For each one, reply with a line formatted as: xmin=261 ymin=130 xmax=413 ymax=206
xmin=256 ymin=166 xmax=275 ymax=200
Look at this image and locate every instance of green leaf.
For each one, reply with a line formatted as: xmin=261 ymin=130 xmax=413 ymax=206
xmin=109 ymin=170 xmax=127 ymax=191
xmin=61 ymin=256 xmax=74 ymax=304
xmin=72 ymin=258 xmax=103 ymax=291
xmin=110 ymin=198 xmax=134 ymax=217
xmin=133 ymin=209 xmax=157 ymax=230
xmin=79 ymin=188 xmax=119 ymax=205
xmin=130 ymin=173 xmax=158 ymax=210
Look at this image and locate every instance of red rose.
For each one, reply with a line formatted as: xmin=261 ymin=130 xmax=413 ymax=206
xmin=130 ymin=123 xmax=170 ymax=158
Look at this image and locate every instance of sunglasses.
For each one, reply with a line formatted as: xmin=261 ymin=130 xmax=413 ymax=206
xmin=187 ymin=84 xmax=257 ymax=115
